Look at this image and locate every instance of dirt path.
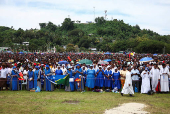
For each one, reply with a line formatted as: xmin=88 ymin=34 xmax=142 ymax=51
xmin=104 ymin=103 xmax=149 ymax=114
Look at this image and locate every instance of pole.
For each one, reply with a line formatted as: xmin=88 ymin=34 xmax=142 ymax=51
xmin=93 ymin=7 xmax=95 ymax=22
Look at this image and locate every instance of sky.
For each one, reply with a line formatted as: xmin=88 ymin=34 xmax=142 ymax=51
xmin=0 ymin=0 xmax=170 ymax=35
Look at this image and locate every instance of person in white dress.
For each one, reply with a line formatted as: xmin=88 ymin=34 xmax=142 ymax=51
xmin=61 ymin=64 xmax=67 ymax=75
xmin=150 ymin=64 xmax=160 ymax=92
xmin=121 ymin=67 xmax=134 ymax=97
xmin=160 ymin=64 xmax=169 ymax=93
xmin=51 ymin=64 xmax=57 ymax=75
xmin=141 ymin=68 xmax=151 ymax=93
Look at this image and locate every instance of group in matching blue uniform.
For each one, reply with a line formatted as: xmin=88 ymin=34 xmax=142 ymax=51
xmin=8 ymin=64 xmax=121 ymax=92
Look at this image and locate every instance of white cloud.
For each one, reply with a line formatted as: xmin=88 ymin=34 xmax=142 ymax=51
xmin=0 ymin=0 xmax=169 ymax=35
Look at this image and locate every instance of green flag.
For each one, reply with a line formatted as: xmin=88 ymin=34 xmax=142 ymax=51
xmin=55 ymin=75 xmax=69 ymax=86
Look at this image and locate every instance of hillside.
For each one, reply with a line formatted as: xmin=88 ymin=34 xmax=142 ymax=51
xmin=0 ymin=17 xmax=170 ymax=53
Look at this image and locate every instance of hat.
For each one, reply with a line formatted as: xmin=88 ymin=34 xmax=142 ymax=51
xmin=68 ymin=66 xmax=72 ymax=69
xmin=90 ymin=65 xmax=93 ymax=67
xmin=29 ymin=67 xmax=33 ymax=69
xmin=35 ymin=66 xmax=39 ymax=69
xmin=34 ymin=63 xmax=36 ymax=66
xmin=76 ymin=64 xmax=81 ymax=67
xmin=13 ymin=66 xmax=16 ymax=69
xmin=107 ymin=66 xmax=110 ymax=69
xmin=99 ymin=66 xmax=102 ymax=68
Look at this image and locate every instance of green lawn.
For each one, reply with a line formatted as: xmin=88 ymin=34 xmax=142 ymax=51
xmin=0 ymin=90 xmax=170 ymax=114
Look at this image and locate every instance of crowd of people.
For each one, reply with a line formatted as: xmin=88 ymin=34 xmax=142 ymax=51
xmin=0 ymin=52 xmax=170 ymax=96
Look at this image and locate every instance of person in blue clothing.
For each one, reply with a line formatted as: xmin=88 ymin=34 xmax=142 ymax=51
xmin=65 ymin=66 xmax=74 ymax=91
xmin=55 ymin=65 xmax=63 ymax=75
xmin=34 ymin=66 xmax=41 ymax=90
xmin=27 ymin=67 xmax=34 ymax=90
xmin=74 ymin=64 xmax=83 ymax=90
xmin=44 ymin=65 xmax=54 ymax=91
xmin=10 ymin=66 xmax=19 ymax=91
xmin=86 ymin=65 xmax=96 ymax=91
xmin=112 ymin=67 xmax=121 ymax=91
xmin=95 ymin=66 xmax=105 ymax=89
xmin=104 ymin=66 xmax=112 ymax=90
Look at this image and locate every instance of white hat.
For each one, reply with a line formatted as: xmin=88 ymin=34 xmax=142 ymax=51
xmin=107 ymin=66 xmax=110 ymax=69
xmin=114 ymin=67 xmax=117 ymax=69
xmin=68 ymin=66 xmax=72 ymax=69
xmin=62 ymin=64 xmax=65 ymax=66
xmin=90 ymin=65 xmax=93 ymax=67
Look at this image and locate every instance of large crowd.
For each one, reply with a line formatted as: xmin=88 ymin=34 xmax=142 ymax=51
xmin=0 ymin=52 xmax=170 ymax=96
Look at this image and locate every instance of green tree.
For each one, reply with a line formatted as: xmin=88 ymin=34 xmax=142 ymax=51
xmin=66 ymin=43 xmax=75 ymax=52
xmin=95 ymin=17 xmax=106 ymax=25
xmin=61 ymin=18 xmax=74 ymax=31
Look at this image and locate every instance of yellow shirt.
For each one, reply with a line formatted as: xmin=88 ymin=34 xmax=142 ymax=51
xmin=120 ymin=70 xmax=128 ymax=80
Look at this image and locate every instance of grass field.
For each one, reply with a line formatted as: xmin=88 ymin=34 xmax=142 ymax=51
xmin=0 ymin=90 xmax=170 ymax=114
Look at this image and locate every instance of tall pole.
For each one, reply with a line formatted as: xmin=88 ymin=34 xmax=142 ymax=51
xmin=93 ymin=7 xmax=95 ymax=22
xmin=104 ymin=10 xmax=107 ymax=20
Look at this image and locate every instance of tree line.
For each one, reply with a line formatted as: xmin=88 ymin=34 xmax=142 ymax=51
xmin=0 ymin=17 xmax=170 ymax=53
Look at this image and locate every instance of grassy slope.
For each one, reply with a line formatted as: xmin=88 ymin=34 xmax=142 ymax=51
xmin=0 ymin=90 xmax=170 ymax=114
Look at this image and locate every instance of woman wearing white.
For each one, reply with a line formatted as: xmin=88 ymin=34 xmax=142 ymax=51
xmin=121 ymin=67 xmax=134 ymax=97
xmin=160 ymin=64 xmax=169 ymax=92
xmin=141 ymin=68 xmax=151 ymax=93
xmin=51 ymin=64 xmax=57 ymax=75
xmin=61 ymin=64 xmax=67 ymax=75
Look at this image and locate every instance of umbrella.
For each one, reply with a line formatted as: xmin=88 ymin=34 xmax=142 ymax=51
xmin=103 ymin=59 xmax=112 ymax=62
xmin=153 ymin=54 xmax=157 ymax=56
xmin=98 ymin=60 xmax=109 ymax=65
xmin=19 ymin=52 xmax=24 ymax=54
xmin=139 ymin=57 xmax=153 ymax=62
xmin=104 ymin=52 xmax=111 ymax=55
xmin=58 ymin=61 xmax=69 ymax=64
xmin=78 ymin=59 xmax=93 ymax=65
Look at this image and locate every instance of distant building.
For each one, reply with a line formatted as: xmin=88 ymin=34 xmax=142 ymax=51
xmin=22 ymin=42 xmax=29 ymax=46
xmin=0 ymin=47 xmax=11 ymax=52
xmin=89 ymin=48 xmax=97 ymax=52
xmin=13 ymin=43 xmax=20 ymax=45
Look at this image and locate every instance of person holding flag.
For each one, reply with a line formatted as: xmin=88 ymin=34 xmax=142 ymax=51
xmin=44 ymin=65 xmax=54 ymax=91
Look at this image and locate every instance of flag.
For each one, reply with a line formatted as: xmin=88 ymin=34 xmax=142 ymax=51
xmin=55 ymin=75 xmax=69 ymax=86
xmin=46 ymin=75 xmax=69 ymax=86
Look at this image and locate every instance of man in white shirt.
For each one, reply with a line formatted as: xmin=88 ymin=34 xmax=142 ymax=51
xmin=61 ymin=64 xmax=67 ymax=75
xmin=131 ymin=65 xmax=140 ymax=92
xmin=160 ymin=64 xmax=169 ymax=93
xmin=121 ymin=67 xmax=134 ymax=97
xmin=0 ymin=63 xmax=8 ymax=90
xmin=150 ymin=64 xmax=160 ymax=92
